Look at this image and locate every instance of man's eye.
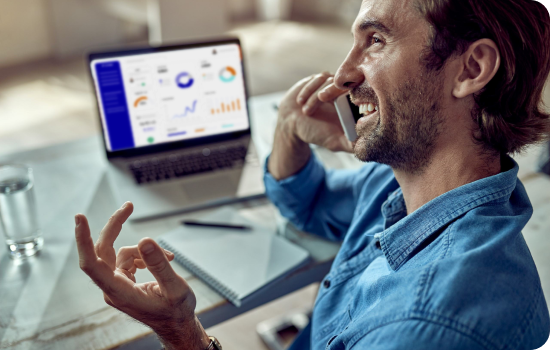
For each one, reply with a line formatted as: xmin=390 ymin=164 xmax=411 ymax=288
xmin=367 ymin=36 xmax=383 ymax=47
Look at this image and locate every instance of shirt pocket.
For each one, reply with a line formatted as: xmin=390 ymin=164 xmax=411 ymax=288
xmin=315 ymin=310 xmax=352 ymax=345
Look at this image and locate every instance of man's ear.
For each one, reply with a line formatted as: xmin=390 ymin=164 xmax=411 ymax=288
xmin=452 ymin=39 xmax=501 ymax=99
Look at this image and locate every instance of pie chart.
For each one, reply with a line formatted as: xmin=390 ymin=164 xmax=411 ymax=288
xmin=219 ymin=66 xmax=236 ymax=83
xmin=176 ymin=72 xmax=194 ymax=88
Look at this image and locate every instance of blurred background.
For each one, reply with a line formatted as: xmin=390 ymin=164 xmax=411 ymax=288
xmin=1 ymin=1 xmax=549 ymax=349
xmin=0 ymin=1 xmax=361 ymax=349
xmin=0 ymin=0 xmax=361 ymax=156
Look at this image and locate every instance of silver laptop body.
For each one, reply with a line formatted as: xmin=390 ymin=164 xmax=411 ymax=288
xmin=89 ymin=38 xmax=264 ymax=221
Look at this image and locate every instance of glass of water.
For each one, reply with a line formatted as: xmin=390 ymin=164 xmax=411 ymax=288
xmin=0 ymin=164 xmax=42 ymax=259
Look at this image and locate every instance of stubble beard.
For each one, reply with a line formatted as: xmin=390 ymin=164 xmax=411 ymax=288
xmin=351 ymin=68 xmax=445 ymax=175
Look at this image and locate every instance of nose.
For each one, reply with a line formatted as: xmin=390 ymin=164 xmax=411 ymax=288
xmin=334 ymin=49 xmax=365 ymax=91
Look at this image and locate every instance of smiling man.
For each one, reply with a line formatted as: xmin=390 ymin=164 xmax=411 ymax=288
xmin=75 ymin=0 xmax=550 ymax=349
xmin=266 ymin=0 xmax=550 ymax=348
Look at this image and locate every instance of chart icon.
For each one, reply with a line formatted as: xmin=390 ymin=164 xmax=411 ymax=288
xmin=176 ymin=72 xmax=194 ymax=88
xmin=173 ymin=100 xmax=198 ymax=118
xmin=134 ymin=96 xmax=149 ymax=108
xmin=210 ymin=98 xmax=242 ymax=114
xmin=219 ymin=66 xmax=236 ymax=83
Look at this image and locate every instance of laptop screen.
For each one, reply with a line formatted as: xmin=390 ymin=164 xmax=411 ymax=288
xmin=90 ymin=42 xmax=249 ymax=152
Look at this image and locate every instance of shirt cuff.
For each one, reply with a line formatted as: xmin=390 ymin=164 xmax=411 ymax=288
xmin=263 ymin=151 xmax=326 ymax=225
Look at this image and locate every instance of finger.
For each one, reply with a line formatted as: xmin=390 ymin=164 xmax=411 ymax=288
xmin=75 ymin=214 xmax=98 ymax=271
xmin=285 ymin=75 xmax=316 ymax=102
xmin=95 ymin=202 xmax=134 ymax=261
xmin=318 ymin=83 xmax=348 ymax=103
xmin=76 ymin=214 xmax=125 ymax=295
xmin=117 ymin=246 xmax=174 ymax=270
xmin=297 ymin=72 xmax=332 ymax=105
xmin=116 ymin=245 xmax=174 ymax=268
xmin=138 ymin=238 xmax=184 ymax=297
xmin=302 ymin=77 xmax=334 ymax=116
xmin=129 ymin=256 xmax=176 ymax=273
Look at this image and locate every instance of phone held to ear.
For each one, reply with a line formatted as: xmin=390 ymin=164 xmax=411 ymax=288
xmin=334 ymin=94 xmax=362 ymax=142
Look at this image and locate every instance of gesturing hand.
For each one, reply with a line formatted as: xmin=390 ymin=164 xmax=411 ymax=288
xmin=74 ymin=202 xmax=210 ymax=350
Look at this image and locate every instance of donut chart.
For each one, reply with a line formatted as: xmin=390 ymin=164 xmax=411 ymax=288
xmin=219 ymin=66 xmax=237 ymax=82
xmin=176 ymin=72 xmax=194 ymax=88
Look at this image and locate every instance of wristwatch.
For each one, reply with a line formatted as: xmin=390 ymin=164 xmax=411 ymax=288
xmin=205 ymin=336 xmax=222 ymax=350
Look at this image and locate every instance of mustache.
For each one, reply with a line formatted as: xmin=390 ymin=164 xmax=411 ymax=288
xmin=350 ymin=84 xmax=379 ymax=105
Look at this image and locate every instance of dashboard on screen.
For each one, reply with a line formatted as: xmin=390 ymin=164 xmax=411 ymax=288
xmin=90 ymin=43 xmax=249 ymax=152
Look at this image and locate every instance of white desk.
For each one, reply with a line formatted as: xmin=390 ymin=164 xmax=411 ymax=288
xmin=0 ymin=93 xmax=362 ymax=350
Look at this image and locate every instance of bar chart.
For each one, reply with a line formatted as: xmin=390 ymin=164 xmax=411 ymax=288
xmin=209 ymin=98 xmax=242 ymax=115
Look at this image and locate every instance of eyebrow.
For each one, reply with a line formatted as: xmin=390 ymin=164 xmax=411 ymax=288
xmin=355 ymin=19 xmax=392 ymax=36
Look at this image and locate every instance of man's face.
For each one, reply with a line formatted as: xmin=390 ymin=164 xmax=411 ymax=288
xmin=334 ymin=0 xmax=446 ymax=174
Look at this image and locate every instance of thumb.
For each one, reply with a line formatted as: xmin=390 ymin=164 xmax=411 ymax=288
xmin=138 ymin=238 xmax=182 ymax=295
xmin=339 ymin=135 xmax=355 ymax=153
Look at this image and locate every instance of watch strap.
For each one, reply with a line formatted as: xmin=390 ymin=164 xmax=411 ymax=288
xmin=205 ymin=336 xmax=222 ymax=350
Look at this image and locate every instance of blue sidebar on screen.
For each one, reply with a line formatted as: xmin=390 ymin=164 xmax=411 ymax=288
xmin=95 ymin=61 xmax=135 ymax=151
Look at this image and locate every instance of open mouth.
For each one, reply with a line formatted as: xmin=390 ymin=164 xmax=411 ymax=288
xmin=358 ymin=102 xmax=379 ymax=116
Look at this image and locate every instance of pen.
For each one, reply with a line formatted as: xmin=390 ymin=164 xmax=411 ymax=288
xmin=182 ymin=220 xmax=252 ymax=231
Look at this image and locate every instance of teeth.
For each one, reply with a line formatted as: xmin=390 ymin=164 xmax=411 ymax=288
xmin=358 ymin=103 xmax=378 ymax=115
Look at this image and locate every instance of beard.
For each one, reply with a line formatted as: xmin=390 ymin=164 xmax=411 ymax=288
xmin=351 ymin=68 xmax=445 ymax=175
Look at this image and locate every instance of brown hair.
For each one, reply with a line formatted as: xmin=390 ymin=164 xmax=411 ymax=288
xmin=416 ymin=0 xmax=550 ymax=154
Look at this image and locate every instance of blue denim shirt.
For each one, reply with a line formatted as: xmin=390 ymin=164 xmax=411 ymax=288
xmin=264 ymin=153 xmax=549 ymax=350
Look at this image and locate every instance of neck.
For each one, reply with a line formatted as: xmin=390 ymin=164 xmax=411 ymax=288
xmin=393 ymin=144 xmax=501 ymax=215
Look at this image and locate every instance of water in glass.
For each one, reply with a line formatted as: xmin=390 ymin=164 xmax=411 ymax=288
xmin=0 ymin=166 xmax=42 ymax=259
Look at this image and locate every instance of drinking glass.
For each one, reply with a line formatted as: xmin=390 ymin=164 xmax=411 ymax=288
xmin=0 ymin=164 xmax=43 ymax=259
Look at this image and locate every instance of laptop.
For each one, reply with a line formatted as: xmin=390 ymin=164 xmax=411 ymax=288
xmin=88 ymin=38 xmax=265 ymax=221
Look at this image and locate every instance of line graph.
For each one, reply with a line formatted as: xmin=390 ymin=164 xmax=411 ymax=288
xmin=172 ymin=100 xmax=198 ymax=119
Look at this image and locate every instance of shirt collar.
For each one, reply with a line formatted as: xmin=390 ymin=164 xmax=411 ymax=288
xmin=379 ymin=156 xmax=519 ymax=271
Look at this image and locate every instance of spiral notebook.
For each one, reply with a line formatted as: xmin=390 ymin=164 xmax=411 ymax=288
xmin=157 ymin=207 xmax=310 ymax=307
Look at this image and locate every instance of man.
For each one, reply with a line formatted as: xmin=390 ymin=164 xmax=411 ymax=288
xmin=75 ymin=0 xmax=550 ymax=348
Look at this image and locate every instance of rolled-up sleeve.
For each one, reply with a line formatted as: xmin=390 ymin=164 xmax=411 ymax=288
xmin=264 ymin=152 xmax=364 ymax=241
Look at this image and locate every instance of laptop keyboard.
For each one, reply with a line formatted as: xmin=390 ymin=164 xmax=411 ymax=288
xmin=129 ymin=145 xmax=248 ymax=184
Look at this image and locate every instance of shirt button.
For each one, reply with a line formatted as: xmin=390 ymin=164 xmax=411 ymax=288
xmin=323 ymin=279 xmax=331 ymax=288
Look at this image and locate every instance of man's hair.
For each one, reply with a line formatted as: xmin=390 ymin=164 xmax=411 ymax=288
xmin=416 ymin=0 xmax=550 ymax=154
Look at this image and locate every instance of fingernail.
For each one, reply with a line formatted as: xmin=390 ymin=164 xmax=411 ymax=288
xmin=75 ymin=215 xmax=80 ymax=226
xmin=303 ymin=106 xmax=310 ymax=114
xmin=122 ymin=202 xmax=129 ymax=209
xmin=140 ymin=243 xmax=154 ymax=254
xmin=297 ymin=97 xmax=304 ymax=104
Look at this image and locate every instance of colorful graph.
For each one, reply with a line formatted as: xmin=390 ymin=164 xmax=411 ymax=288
xmin=133 ymin=96 xmax=148 ymax=108
xmin=176 ymin=72 xmax=194 ymax=88
xmin=219 ymin=66 xmax=236 ymax=83
xmin=210 ymin=98 xmax=242 ymax=115
xmin=173 ymin=100 xmax=198 ymax=118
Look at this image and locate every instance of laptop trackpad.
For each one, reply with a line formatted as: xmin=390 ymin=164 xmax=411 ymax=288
xmin=181 ymin=174 xmax=239 ymax=201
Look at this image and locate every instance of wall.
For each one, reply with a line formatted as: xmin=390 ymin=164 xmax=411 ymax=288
xmin=228 ymin=0 xmax=257 ymax=20
xmin=49 ymin=0 xmax=124 ymax=58
xmin=0 ymin=0 xmax=52 ymax=67
xmin=291 ymin=0 xmax=362 ymax=26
